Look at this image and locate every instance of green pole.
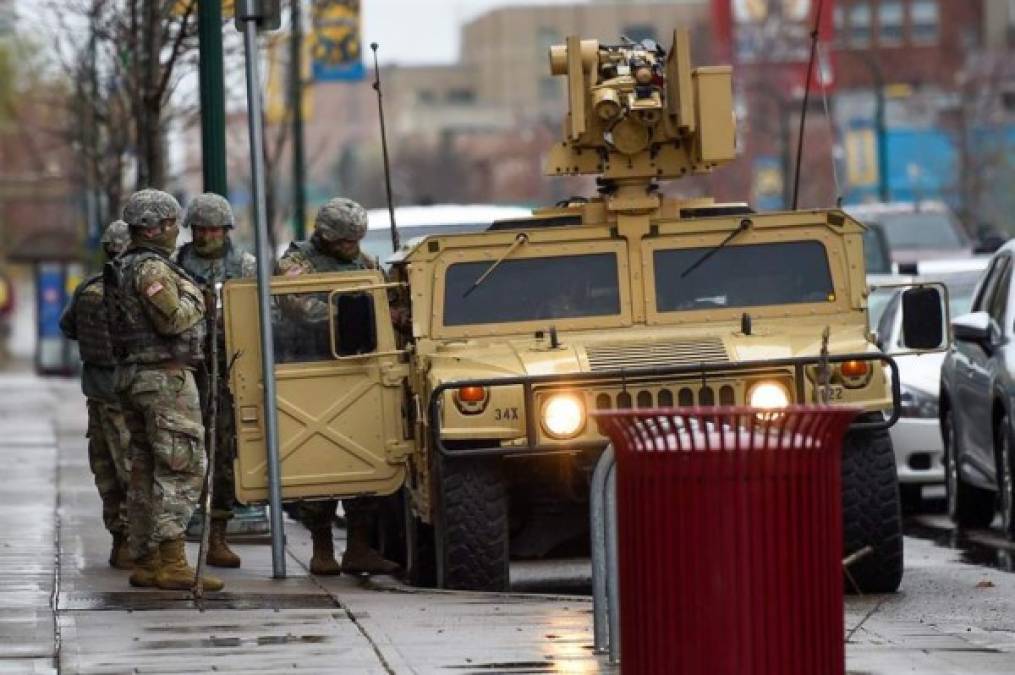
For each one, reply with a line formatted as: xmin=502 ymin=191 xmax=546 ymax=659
xmin=198 ymin=0 xmax=228 ymax=196
xmin=290 ymin=0 xmax=307 ymax=239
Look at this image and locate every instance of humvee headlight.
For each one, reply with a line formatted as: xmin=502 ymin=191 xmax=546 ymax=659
xmin=748 ymin=382 xmax=791 ymax=410
xmin=541 ymin=393 xmax=586 ymax=439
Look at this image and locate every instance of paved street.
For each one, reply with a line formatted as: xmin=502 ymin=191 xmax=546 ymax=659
xmin=1 ymin=371 xmax=1014 ymax=673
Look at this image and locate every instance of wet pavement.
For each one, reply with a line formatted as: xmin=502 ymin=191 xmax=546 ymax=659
xmin=2 ymin=371 xmax=1014 ymax=673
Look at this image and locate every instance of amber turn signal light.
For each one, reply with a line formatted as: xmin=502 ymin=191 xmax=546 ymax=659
xmin=839 ymin=360 xmax=869 ymax=378
xmin=457 ymin=386 xmax=487 ymax=403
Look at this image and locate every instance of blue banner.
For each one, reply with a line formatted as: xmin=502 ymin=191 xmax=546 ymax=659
xmin=311 ymin=0 xmax=365 ymax=82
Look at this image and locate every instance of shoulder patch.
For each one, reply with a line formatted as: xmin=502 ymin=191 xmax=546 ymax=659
xmin=145 ymin=281 xmax=165 ymax=297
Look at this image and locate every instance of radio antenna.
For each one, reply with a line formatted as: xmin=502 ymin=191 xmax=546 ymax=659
xmin=791 ymin=0 xmax=825 ymax=210
xmin=371 ymin=42 xmax=399 ymax=252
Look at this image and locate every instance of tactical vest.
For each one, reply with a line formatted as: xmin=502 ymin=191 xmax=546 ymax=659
xmin=176 ymin=241 xmax=249 ymax=282
xmin=103 ymin=248 xmax=206 ymax=366
xmin=70 ymin=275 xmax=116 ymax=367
xmin=288 ymin=240 xmax=374 ymax=273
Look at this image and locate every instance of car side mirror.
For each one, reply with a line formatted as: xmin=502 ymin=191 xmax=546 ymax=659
xmin=900 ymin=285 xmax=946 ymax=350
xmin=332 ymin=293 xmax=378 ymax=356
xmin=952 ymin=311 xmax=990 ymax=344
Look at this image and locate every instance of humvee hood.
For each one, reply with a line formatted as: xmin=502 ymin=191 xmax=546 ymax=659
xmin=428 ymin=321 xmax=875 ymax=383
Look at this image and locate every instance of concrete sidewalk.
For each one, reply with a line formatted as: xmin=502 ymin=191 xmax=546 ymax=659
xmin=0 ymin=373 xmax=611 ymax=674
xmin=2 ymin=371 xmax=1014 ymax=673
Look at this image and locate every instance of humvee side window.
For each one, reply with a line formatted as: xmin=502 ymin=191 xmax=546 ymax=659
xmin=654 ymin=241 xmax=834 ymax=311
xmin=271 ymin=291 xmax=378 ymax=363
xmin=443 ymin=253 xmax=621 ymax=326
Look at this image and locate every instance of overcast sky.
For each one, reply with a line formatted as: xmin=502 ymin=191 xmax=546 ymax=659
xmin=14 ymin=0 xmax=592 ymax=67
xmin=362 ymin=0 xmax=589 ymax=65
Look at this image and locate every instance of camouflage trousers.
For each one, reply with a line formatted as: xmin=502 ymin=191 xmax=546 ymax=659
xmin=197 ymin=370 xmax=237 ymax=521
xmin=122 ymin=367 xmax=206 ymax=558
xmin=85 ymin=398 xmax=131 ymax=535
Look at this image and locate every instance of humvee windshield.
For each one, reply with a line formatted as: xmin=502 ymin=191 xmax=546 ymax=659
xmin=443 ymin=253 xmax=621 ymax=326
xmin=654 ymin=240 xmax=834 ymax=311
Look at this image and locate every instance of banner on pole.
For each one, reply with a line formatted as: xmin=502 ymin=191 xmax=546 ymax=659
xmin=310 ymin=0 xmax=365 ymax=82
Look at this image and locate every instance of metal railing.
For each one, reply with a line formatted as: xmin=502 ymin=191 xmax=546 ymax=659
xmin=590 ymin=443 xmax=620 ymax=664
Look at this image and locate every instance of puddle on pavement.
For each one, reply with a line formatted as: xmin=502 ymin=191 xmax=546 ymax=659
xmin=141 ymin=634 xmax=330 ymax=650
xmin=904 ymin=521 xmax=1015 ymax=573
xmin=58 ymin=591 xmax=341 ymax=611
xmin=446 ymin=662 xmax=554 ymax=672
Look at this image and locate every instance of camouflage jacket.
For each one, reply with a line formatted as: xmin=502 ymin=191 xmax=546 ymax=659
xmin=103 ymin=247 xmax=206 ymax=367
xmin=275 ymin=240 xmax=378 ymax=322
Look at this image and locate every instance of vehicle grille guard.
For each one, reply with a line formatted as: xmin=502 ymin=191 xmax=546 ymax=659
xmin=428 ymin=353 xmax=901 ymax=458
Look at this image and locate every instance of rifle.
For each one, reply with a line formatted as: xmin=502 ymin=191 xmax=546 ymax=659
xmin=193 ymin=263 xmax=221 ymax=600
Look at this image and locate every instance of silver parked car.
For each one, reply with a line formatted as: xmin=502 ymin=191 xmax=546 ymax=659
xmin=875 ymin=265 xmax=986 ymax=509
xmin=940 ymin=242 xmax=1015 ymax=538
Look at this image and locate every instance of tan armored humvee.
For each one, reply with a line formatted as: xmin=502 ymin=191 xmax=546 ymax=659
xmin=224 ymin=31 xmax=944 ymax=593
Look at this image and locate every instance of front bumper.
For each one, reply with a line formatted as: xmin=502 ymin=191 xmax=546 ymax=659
xmin=890 ymin=417 xmax=945 ymax=485
xmin=430 ymin=353 xmax=901 ymax=458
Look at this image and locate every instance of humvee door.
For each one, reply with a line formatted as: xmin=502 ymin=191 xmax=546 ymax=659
xmin=223 ymin=271 xmax=410 ymax=504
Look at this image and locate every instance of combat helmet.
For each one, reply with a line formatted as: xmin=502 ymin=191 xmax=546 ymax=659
xmin=122 ymin=189 xmax=182 ymax=229
xmin=314 ymin=197 xmax=368 ymax=241
xmin=184 ymin=193 xmax=235 ymax=230
xmin=100 ymin=220 xmax=131 ymax=255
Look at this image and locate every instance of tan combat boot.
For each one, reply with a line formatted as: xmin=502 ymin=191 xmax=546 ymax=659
xmin=109 ymin=532 xmax=134 ymax=570
xmin=155 ymin=539 xmax=224 ymax=592
xmin=309 ymin=527 xmax=342 ymax=575
xmin=206 ymin=519 xmax=241 ymax=568
xmin=340 ymin=517 xmax=400 ymax=576
xmin=128 ymin=548 xmax=160 ymax=587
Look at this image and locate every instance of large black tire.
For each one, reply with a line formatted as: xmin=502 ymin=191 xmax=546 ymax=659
xmin=943 ymin=408 xmax=995 ymax=529
xmin=842 ymin=425 xmax=903 ymax=594
xmin=435 ymin=455 xmax=509 ymax=591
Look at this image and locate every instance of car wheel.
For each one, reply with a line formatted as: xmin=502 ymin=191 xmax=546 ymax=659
xmin=999 ymin=414 xmax=1015 ymax=540
xmin=944 ymin=408 xmax=995 ymax=529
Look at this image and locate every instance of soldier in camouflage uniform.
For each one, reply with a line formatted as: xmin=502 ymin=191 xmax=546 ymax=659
xmin=104 ymin=189 xmax=223 ymax=592
xmin=175 ymin=193 xmax=255 ymax=569
xmin=60 ymin=221 xmax=133 ymax=570
xmin=276 ymin=197 xmax=400 ymax=576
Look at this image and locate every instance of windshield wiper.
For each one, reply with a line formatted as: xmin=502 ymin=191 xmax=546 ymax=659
xmin=680 ymin=219 xmax=751 ymax=279
xmin=463 ymin=233 xmax=528 ymax=297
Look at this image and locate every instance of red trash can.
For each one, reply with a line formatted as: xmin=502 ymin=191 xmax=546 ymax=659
xmin=595 ymin=406 xmax=858 ymax=675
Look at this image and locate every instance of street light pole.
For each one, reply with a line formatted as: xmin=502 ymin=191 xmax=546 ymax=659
xmin=198 ymin=0 xmax=228 ymax=196
xmin=290 ymin=0 xmax=307 ymax=240
xmin=237 ymin=0 xmax=286 ymax=579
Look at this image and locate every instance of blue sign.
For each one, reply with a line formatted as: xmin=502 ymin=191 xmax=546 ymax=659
xmin=311 ymin=0 xmax=365 ymax=82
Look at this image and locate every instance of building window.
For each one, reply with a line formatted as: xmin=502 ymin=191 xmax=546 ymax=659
xmin=848 ymin=2 xmax=872 ymax=47
xmin=417 ymin=90 xmax=436 ymax=105
xmin=446 ymin=88 xmax=476 ymax=104
xmin=878 ymin=0 xmax=904 ymax=45
xmin=910 ymin=0 xmax=940 ymax=44
xmin=623 ymin=24 xmax=657 ymax=45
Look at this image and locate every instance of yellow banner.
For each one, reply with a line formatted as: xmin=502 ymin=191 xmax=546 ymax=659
xmin=266 ymin=34 xmax=314 ymax=125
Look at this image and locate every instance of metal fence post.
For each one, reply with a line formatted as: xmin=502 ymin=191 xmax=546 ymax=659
xmin=605 ymin=461 xmax=621 ymax=665
xmin=590 ymin=444 xmax=614 ymax=654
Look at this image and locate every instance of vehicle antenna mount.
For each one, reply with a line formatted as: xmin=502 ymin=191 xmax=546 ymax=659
xmin=371 ymin=42 xmax=399 ymax=253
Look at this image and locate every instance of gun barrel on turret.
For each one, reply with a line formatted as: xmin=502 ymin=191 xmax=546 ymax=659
xmin=545 ymin=30 xmax=737 ymax=183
